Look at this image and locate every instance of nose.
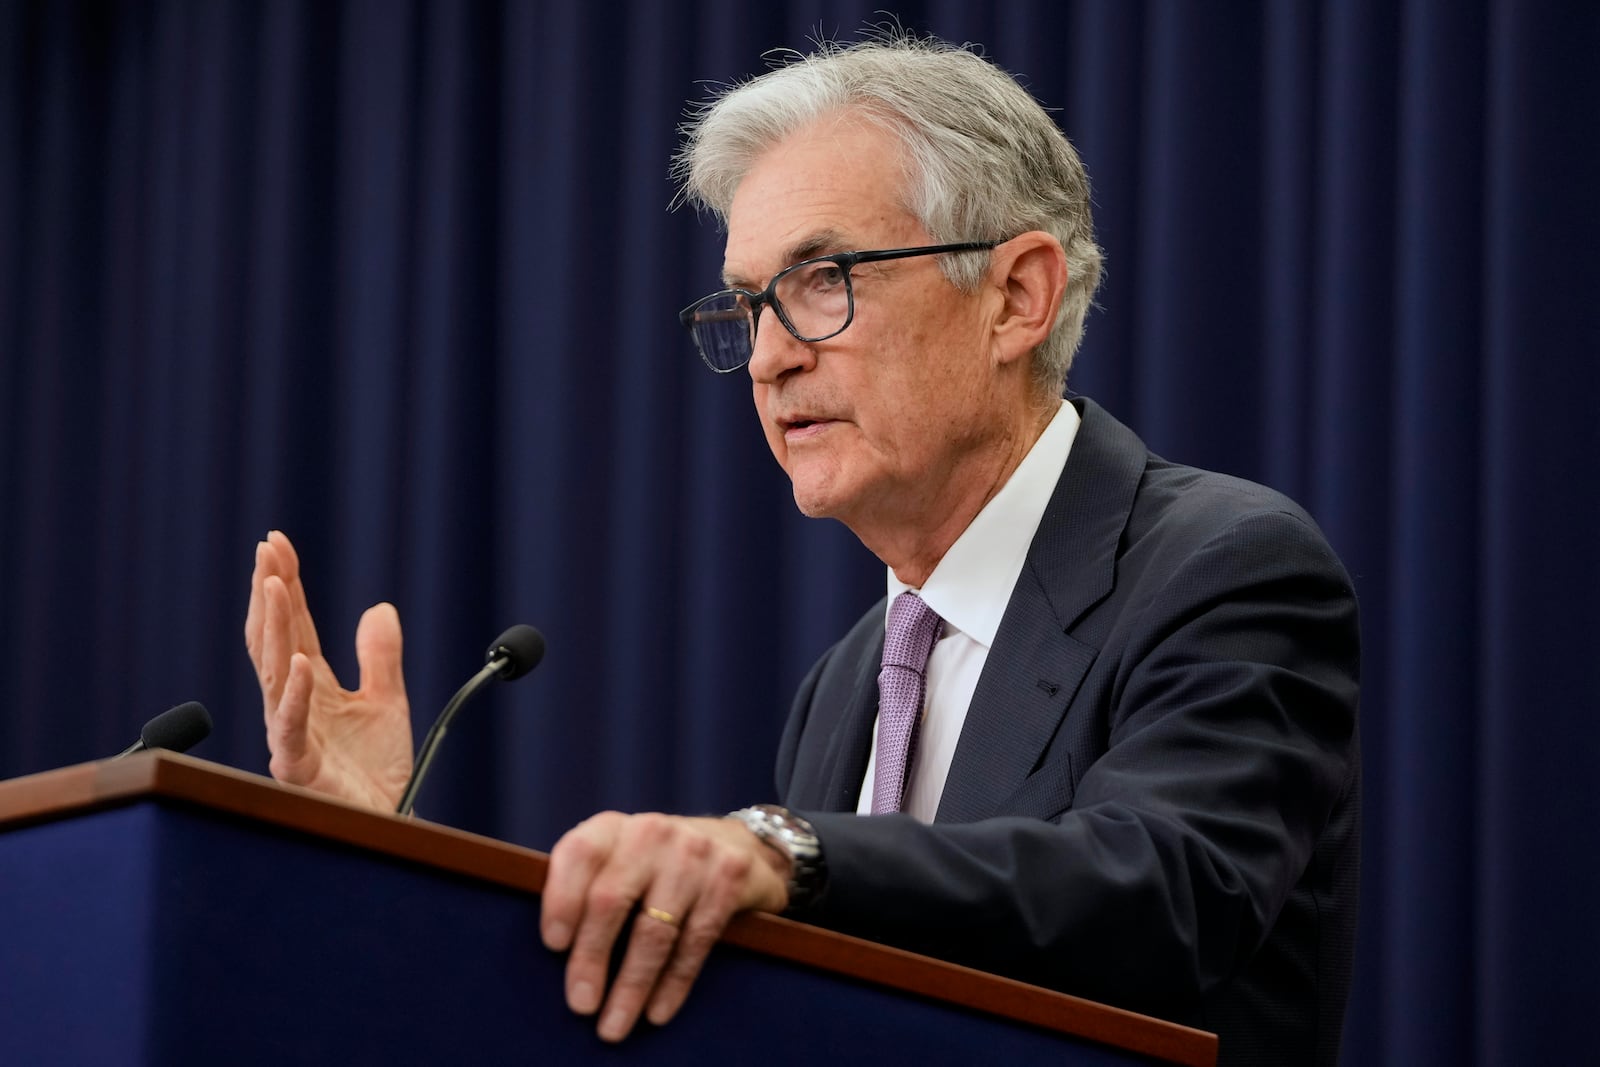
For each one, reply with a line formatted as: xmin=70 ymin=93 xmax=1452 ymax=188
xmin=747 ymin=311 xmax=817 ymax=385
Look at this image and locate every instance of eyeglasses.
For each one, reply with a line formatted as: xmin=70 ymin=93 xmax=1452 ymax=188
xmin=678 ymin=242 xmax=1000 ymax=373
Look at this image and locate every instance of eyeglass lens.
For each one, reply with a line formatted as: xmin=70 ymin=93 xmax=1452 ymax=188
xmin=686 ymin=259 xmax=853 ymax=371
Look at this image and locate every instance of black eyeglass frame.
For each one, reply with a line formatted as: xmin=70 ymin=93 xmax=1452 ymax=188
xmin=678 ymin=241 xmax=1002 ymax=373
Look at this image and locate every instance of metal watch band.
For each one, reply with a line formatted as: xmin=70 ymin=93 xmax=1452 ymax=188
xmin=727 ymin=804 xmax=827 ymax=910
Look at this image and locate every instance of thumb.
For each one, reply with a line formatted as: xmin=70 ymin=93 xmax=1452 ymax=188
xmin=355 ymin=602 xmax=407 ymax=703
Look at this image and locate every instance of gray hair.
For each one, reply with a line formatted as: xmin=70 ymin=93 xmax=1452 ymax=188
xmin=674 ymin=33 xmax=1103 ymax=395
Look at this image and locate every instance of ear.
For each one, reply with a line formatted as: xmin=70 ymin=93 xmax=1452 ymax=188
xmin=987 ymin=232 xmax=1068 ymax=368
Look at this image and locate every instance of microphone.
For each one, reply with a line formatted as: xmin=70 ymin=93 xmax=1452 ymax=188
xmin=115 ymin=701 xmax=213 ymax=758
xmin=396 ymin=624 xmax=545 ymax=816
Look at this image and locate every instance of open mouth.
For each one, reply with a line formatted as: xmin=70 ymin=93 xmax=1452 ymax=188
xmin=777 ymin=412 xmax=837 ymax=437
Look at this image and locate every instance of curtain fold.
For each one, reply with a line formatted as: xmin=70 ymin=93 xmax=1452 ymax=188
xmin=3 ymin=2 xmax=1596 ymax=1061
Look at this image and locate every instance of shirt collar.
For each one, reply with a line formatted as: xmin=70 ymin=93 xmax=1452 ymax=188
xmin=886 ymin=399 xmax=1081 ymax=647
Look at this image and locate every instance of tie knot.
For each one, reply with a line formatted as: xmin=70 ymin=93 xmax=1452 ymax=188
xmin=883 ymin=593 xmax=941 ymax=671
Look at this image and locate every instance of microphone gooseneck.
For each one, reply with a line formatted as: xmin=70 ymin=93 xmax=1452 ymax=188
xmin=396 ymin=624 xmax=546 ymax=817
xmin=115 ymin=701 xmax=213 ymax=758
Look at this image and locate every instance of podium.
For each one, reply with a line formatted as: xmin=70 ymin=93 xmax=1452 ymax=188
xmin=0 ymin=753 xmax=1217 ymax=1065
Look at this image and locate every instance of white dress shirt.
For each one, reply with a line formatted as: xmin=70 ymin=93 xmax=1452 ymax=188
xmin=856 ymin=399 xmax=1081 ymax=821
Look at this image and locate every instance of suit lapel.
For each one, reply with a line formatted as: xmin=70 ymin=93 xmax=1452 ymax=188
xmin=935 ymin=399 xmax=1149 ymax=823
xmin=809 ymin=609 xmax=886 ymax=812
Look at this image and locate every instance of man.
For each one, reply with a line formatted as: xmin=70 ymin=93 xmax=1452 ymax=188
xmin=246 ymin=35 xmax=1359 ymax=1066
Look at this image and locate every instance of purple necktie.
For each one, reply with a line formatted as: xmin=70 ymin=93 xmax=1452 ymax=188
xmin=872 ymin=593 xmax=942 ymax=815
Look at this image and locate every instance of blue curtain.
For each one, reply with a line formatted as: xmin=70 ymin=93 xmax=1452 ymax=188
xmin=3 ymin=2 xmax=1596 ymax=1062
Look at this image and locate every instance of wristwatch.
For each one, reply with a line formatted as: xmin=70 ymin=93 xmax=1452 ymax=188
xmin=727 ymin=804 xmax=827 ymax=910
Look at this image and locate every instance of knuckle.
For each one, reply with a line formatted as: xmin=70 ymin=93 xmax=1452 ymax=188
xmin=681 ymin=831 xmax=713 ymax=863
xmin=569 ymin=810 xmax=618 ymax=836
xmin=548 ymin=833 xmax=583 ymax=866
xmin=587 ymin=884 xmax=629 ymax=917
xmin=627 ymin=811 xmax=675 ymax=844
xmin=715 ymin=848 xmax=754 ymax=883
xmin=552 ymin=823 xmax=606 ymax=865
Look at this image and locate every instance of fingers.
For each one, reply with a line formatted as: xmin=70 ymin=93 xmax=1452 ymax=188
xmin=247 ymin=531 xmax=319 ymax=672
xmin=542 ymin=815 xmax=787 ymax=1043
xmin=266 ymin=652 xmax=317 ymax=784
xmin=257 ymin=561 xmax=322 ymax=788
xmin=355 ymin=603 xmax=406 ymax=702
xmin=583 ymin=817 xmax=705 ymax=1040
xmin=245 ymin=540 xmax=268 ymax=665
xmin=247 ymin=535 xmax=288 ymax=666
xmin=600 ymin=904 xmax=693 ymax=1040
xmin=543 ymin=814 xmax=637 ymax=1017
xmin=641 ymin=852 xmax=748 ymax=1027
xmin=265 ymin=530 xmax=323 ymax=659
xmin=247 ymin=532 xmax=416 ymax=804
xmin=258 ymin=575 xmax=294 ymax=712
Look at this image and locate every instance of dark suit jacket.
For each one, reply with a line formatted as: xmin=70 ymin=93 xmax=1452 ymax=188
xmin=776 ymin=398 xmax=1360 ymax=1067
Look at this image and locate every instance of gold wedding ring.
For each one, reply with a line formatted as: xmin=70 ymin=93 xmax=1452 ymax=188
xmin=643 ymin=905 xmax=680 ymax=928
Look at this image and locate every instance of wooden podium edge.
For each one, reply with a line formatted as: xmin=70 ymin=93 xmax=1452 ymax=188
xmin=0 ymin=752 xmax=1217 ymax=1067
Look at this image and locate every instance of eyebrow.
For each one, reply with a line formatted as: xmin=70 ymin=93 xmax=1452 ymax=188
xmin=722 ymin=228 xmax=851 ymax=289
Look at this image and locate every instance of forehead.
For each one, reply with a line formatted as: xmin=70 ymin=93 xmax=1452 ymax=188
xmin=721 ymin=113 xmax=926 ymax=285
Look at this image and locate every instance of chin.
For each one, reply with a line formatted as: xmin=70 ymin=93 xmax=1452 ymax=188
xmin=786 ymin=469 xmax=851 ymax=520
xmin=789 ymin=485 xmax=840 ymax=520
xmin=783 ymin=455 xmax=866 ymax=522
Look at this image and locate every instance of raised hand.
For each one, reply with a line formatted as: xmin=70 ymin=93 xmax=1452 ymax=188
xmin=244 ymin=530 xmax=414 ymax=811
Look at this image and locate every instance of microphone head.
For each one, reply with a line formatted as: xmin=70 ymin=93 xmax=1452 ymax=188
xmin=140 ymin=701 xmax=213 ymax=753
xmin=486 ymin=624 xmax=545 ymax=681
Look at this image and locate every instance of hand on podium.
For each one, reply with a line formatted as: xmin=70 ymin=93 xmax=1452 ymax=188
xmin=245 ymin=531 xmax=415 ymax=812
xmin=542 ymin=811 xmax=792 ymax=1042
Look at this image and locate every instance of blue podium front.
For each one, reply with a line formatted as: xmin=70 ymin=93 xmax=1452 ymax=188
xmin=0 ymin=756 xmax=1214 ymax=1066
